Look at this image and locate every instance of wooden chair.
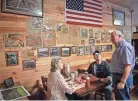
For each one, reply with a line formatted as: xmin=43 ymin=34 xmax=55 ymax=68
xmin=41 ymin=76 xmax=47 ymax=91
xmin=28 ymin=80 xmax=47 ymax=100
xmin=94 ymin=90 xmax=105 ymax=100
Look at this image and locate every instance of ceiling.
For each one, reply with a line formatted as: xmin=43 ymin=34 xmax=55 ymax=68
xmin=103 ymin=0 xmax=138 ymax=26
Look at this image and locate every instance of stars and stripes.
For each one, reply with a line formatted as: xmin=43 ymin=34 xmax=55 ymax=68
xmin=66 ymin=0 xmax=103 ymax=27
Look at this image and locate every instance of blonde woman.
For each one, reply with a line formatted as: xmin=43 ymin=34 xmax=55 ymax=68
xmin=47 ymin=57 xmax=75 ymax=100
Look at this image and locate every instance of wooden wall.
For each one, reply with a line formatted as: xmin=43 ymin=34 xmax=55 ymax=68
xmin=0 ymin=0 xmax=132 ymax=90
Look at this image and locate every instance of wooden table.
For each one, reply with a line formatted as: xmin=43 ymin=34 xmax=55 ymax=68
xmin=75 ymin=80 xmax=107 ymax=98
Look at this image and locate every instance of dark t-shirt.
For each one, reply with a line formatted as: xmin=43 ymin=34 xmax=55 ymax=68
xmin=87 ymin=61 xmax=111 ymax=78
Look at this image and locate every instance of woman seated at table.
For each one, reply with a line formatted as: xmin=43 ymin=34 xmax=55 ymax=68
xmin=87 ymin=50 xmax=112 ymax=100
xmin=47 ymin=57 xmax=75 ymax=100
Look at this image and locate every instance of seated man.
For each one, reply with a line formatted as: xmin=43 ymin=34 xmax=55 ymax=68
xmin=87 ymin=50 xmax=112 ymax=100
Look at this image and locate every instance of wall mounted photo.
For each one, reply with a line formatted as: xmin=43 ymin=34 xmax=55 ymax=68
xmin=113 ymin=9 xmax=125 ymax=26
xmin=89 ymin=29 xmax=94 ymax=38
xmin=107 ymin=45 xmax=112 ymax=51
xmin=101 ymin=30 xmax=111 ymax=43
xmin=31 ymin=17 xmax=42 ymax=29
xmin=5 ymin=51 xmax=19 ymax=66
xmin=84 ymin=46 xmax=90 ymax=55
xmin=77 ymin=46 xmax=84 ymax=56
xmin=50 ymin=47 xmax=60 ymax=57
xmin=61 ymin=47 xmax=71 ymax=57
xmin=89 ymin=38 xmax=95 ymax=45
xmin=71 ymin=46 xmax=76 ymax=54
xmin=94 ymin=29 xmax=101 ymax=44
xmin=5 ymin=33 xmax=25 ymax=48
xmin=69 ymin=27 xmax=81 ymax=45
xmin=95 ymin=45 xmax=101 ymax=52
xmin=81 ymin=29 xmax=88 ymax=39
xmin=23 ymin=59 xmax=36 ymax=70
xmin=1 ymin=0 xmax=43 ymax=17
xmin=101 ymin=45 xmax=107 ymax=52
xmin=90 ymin=45 xmax=95 ymax=54
xmin=22 ymin=49 xmax=35 ymax=59
xmin=26 ymin=33 xmax=42 ymax=48
xmin=38 ymin=47 xmax=49 ymax=58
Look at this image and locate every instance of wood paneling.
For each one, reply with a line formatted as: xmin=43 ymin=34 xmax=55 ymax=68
xmin=0 ymin=0 xmax=132 ymax=90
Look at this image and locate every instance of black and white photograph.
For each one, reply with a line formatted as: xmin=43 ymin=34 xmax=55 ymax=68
xmin=23 ymin=59 xmax=36 ymax=70
xmin=71 ymin=46 xmax=76 ymax=54
xmin=90 ymin=45 xmax=95 ymax=54
xmin=5 ymin=51 xmax=19 ymax=66
xmin=84 ymin=46 xmax=90 ymax=55
xmin=89 ymin=38 xmax=95 ymax=45
xmin=77 ymin=46 xmax=84 ymax=56
xmin=38 ymin=47 xmax=49 ymax=58
xmin=61 ymin=47 xmax=71 ymax=56
xmin=107 ymin=45 xmax=112 ymax=51
xmin=101 ymin=45 xmax=107 ymax=52
xmin=50 ymin=47 xmax=60 ymax=57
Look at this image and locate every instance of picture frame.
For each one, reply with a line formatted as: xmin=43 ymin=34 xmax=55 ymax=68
xmin=84 ymin=46 xmax=90 ymax=55
xmin=81 ymin=29 xmax=88 ymax=39
xmin=38 ymin=47 xmax=49 ymax=58
xmin=50 ymin=47 xmax=60 ymax=57
xmin=5 ymin=33 xmax=25 ymax=48
xmin=5 ymin=51 xmax=19 ymax=66
xmin=1 ymin=0 xmax=43 ymax=17
xmin=101 ymin=45 xmax=107 ymax=52
xmin=61 ymin=47 xmax=71 ymax=57
xmin=23 ymin=59 xmax=36 ymax=70
xmin=107 ymin=45 xmax=112 ymax=51
xmin=90 ymin=45 xmax=95 ymax=54
xmin=4 ymin=77 xmax=14 ymax=88
xmin=77 ymin=46 xmax=84 ymax=56
xmin=71 ymin=46 xmax=76 ymax=54
xmin=113 ymin=9 xmax=125 ymax=26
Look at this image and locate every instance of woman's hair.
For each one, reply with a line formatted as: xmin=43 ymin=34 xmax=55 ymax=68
xmin=50 ymin=57 xmax=62 ymax=72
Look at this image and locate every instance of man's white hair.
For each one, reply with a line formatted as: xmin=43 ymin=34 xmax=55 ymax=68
xmin=112 ymin=30 xmax=124 ymax=38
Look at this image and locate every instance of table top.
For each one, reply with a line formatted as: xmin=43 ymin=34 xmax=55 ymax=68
xmin=75 ymin=80 xmax=107 ymax=97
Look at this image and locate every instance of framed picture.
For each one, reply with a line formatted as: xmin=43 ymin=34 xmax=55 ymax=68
xmin=38 ymin=48 xmax=49 ymax=58
xmin=5 ymin=33 xmax=25 ymax=48
xmin=101 ymin=45 xmax=107 ymax=52
xmin=61 ymin=47 xmax=71 ymax=57
xmin=81 ymin=29 xmax=88 ymax=39
xmin=50 ymin=47 xmax=60 ymax=57
xmin=71 ymin=46 xmax=76 ymax=54
xmin=95 ymin=45 xmax=101 ymax=52
xmin=113 ymin=9 xmax=125 ymax=26
xmin=84 ymin=46 xmax=90 ymax=55
xmin=89 ymin=38 xmax=95 ymax=45
xmin=1 ymin=0 xmax=43 ymax=17
xmin=23 ymin=59 xmax=36 ymax=70
xmin=107 ymin=45 xmax=112 ymax=51
xmin=90 ymin=45 xmax=95 ymax=54
xmin=4 ymin=77 xmax=14 ymax=88
xmin=77 ymin=46 xmax=84 ymax=56
xmin=5 ymin=51 xmax=19 ymax=66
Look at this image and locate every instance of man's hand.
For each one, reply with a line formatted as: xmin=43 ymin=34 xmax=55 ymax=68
xmin=100 ymin=78 xmax=109 ymax=83
xmin=117 ymin=82 xmax=125 ymax=89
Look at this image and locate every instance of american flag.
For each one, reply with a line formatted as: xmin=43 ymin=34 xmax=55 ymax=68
xmin=66 ymin=0 xmax=102 ymax=27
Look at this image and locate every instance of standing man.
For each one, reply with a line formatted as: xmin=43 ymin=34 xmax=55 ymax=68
xmin=110 ymin=30 xmax=135 ymax=100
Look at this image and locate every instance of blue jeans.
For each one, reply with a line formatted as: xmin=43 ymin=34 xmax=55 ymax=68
xmin=102 ymin=84 xmax=112 ymax=100
xmin=112 ymin=73 xmax=133 ymax=100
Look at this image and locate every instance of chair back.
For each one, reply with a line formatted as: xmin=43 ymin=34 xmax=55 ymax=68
xmin=41 ymin=76 xmax=47 ymax=91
